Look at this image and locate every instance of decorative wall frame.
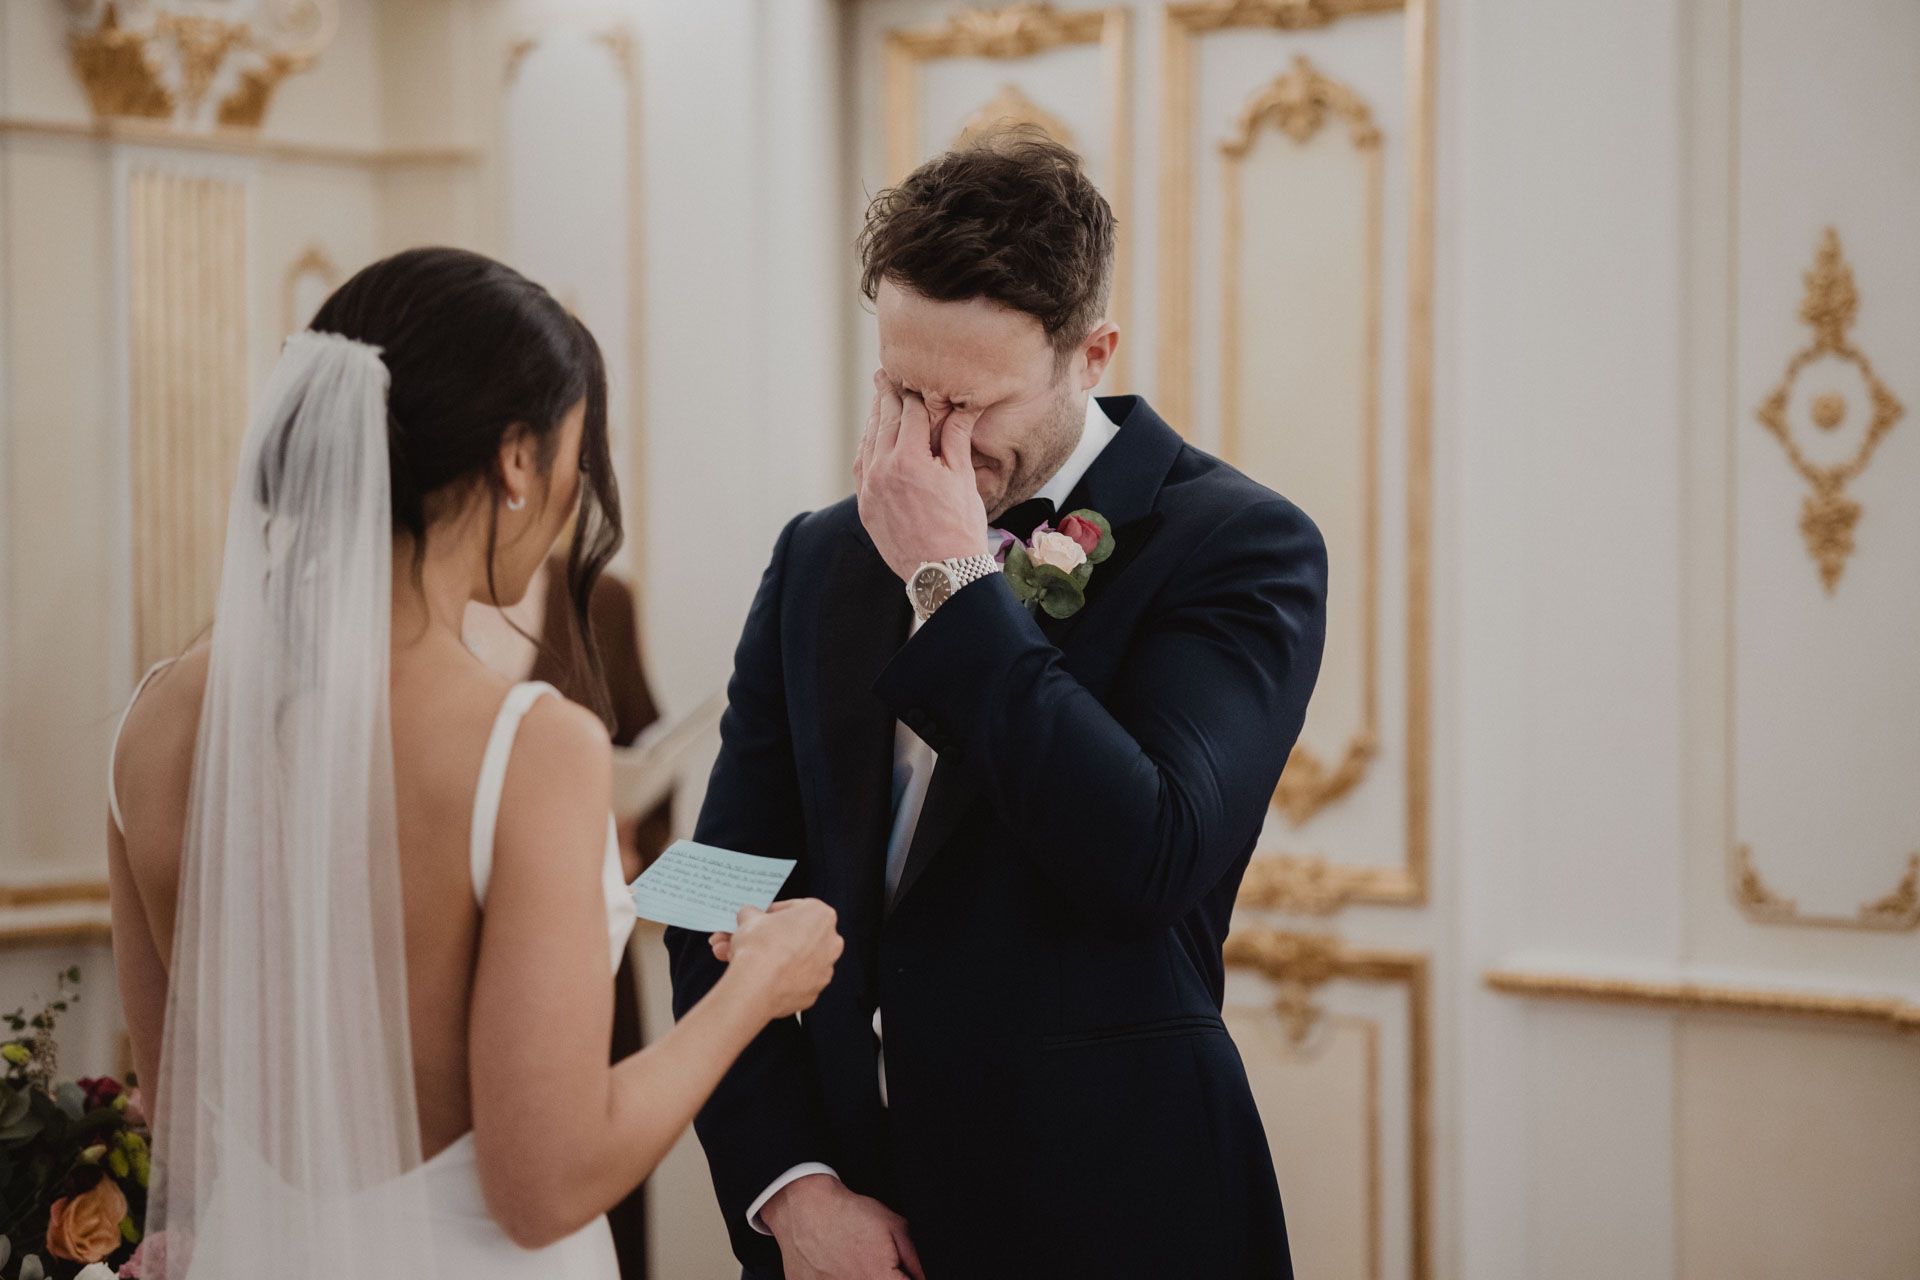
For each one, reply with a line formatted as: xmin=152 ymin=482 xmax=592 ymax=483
xmin=1726 ymin=223 xmax=1916 ymax=932
xmin=1226 ymin=925 xmax=1431 ymax=1280
xmin=1164 ymin=0 xmax=1434 ymax=911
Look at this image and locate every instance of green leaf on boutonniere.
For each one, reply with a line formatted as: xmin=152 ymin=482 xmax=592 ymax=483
xmin=1003 ymin=543 xmax=1042 ymax=606
xmin=1028 ymin=562 xmax=1087 ymax=619
xmin=1002 ymin=544 xmax=1089 ymax=618
xmin=1063 ymin=509 xmax=1115 ymax=564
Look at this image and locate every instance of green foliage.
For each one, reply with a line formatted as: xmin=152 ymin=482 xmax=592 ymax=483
xmin=1 ymin=972 xmax=147 ymax=1280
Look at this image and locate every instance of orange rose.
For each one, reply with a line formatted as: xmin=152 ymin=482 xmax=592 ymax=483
xmin=46 ymin=1177 xmax=129 ymax=1264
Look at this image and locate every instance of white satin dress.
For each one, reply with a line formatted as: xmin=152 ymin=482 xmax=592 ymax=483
xmin=111 ymin=676 xmax=637 ymax=1279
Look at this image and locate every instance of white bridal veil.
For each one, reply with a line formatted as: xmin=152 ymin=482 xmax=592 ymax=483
xmin=147 ymin=332 xmax=436 ymax=1277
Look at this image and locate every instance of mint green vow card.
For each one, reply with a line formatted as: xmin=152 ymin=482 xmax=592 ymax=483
xmin=630 ymin=840 xmax=797 ymax=933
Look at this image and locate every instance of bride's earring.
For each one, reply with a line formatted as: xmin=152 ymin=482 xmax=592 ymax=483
xmin=506 ymin=493 xmax=526 ymax=511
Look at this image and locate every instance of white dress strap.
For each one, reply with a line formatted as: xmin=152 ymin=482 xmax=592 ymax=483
xmin=468 ymin=681 xmax=560 ymax=906
xmin=108 ymin=660 xmax=176 ymax=836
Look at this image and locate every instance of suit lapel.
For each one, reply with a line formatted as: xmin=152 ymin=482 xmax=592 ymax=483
xmin=817 ymin=528 xmax=911 ymax=938
xmin=888 ymin=397 xmax=1187 ymax=915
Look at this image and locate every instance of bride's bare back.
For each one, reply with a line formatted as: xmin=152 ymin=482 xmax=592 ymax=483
xmin=111 ymin=639 xmax=555 ymax=1158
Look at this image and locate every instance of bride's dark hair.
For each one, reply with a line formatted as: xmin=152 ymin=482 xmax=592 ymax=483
xmin=308 ymin=246 xmax=623 ymax=722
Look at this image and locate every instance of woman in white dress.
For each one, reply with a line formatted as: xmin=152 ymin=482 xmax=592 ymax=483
xmin=104 ymin=247 xmax=839 ymax=1279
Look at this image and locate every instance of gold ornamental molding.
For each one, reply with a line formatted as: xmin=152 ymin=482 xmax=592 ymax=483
xmin=1225 ymin=926 xmax=1430 ymax=1280
xmin=0 ymin=881 xmax=112 ymax=910
xmin=0 ymin=922 xmax=115 ymax=953
xmin=954 ymin=84 xmax=1077 ymax=151
xmin=1733 ymin=844 xmax=1920 ymax=933
xmin=65 ymin=0 xmax=339 ymax=132
xmin=1221 ymin=54 xmax=1384 ymax=152
xmin=1753 ymin=227 xmax=1905 ymax=594
xmin=1220 ymin=56 xmax=1384 ymax=835
xmin=882 ymin=4 xmax=1133 ymax=389
xmin=1170 ymin=3 xmax=1433 ymax=909
xmin=0 ymin=885 xmax=114 ymax=951
xmin=886 ymin=2 xmax=1109 ymax=61
xmin=1169 ymin=0 xmax=1404 ymax=34
xmin=1240 ymin=853 xmax=1414 ymax=916
xmin=0 ymin=115 xmax=480 ymax=168
xmin=1485 ymin=968 xmax=1920 ymax=1035
xmin=281 ymin=242 xmax=339 ymax=337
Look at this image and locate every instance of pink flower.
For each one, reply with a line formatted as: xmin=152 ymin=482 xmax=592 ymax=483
xmin=121 ymin=1230 xmax=173 ymax=1278
xmin=78 ymin=1076 xmax=124 ymax=1111
xmin=1058 ymin=514 xmax=1102 ymax=556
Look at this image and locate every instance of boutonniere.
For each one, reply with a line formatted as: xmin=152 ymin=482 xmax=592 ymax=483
xmin=995 ymin=509 xmax=1115 ymax=620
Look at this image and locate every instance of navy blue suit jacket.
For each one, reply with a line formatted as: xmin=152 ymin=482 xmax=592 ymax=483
xmin=666 ymin=397 xmax=1326 ymax=1277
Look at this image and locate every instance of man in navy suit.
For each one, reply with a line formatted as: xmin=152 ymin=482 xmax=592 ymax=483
xmin=667 ymin=130 xmax=1326 ymax=1279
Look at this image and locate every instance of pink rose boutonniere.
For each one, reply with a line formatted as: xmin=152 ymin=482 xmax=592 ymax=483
xmin=997 ymin=508 xmax=1116 ymax=619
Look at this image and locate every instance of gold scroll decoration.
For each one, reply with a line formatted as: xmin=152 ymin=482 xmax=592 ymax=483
xmin=1171 ymin=0 xmax=1404 ymax=34
xmin=1753 ymin=228 xmax=1905 ymax=594
xmin=1225 ymin=926 xmax=1431 ymax=1280
xmin=1220 ymin=56 xmax=1383 ymax=834
xmin=884 ymin=4 xmax=1132 ymax=388
xmin=128 ymin=167 xmax=251 ymax=673
xmin=955 ymin=84 xmax=1077 ymax=151
xmin=67 ymin=1 xmax=338 ymax=131
xmin=1734 ymin=845 xmax=1920 ymax=933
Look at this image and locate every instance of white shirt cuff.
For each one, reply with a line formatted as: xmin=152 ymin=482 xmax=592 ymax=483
xmin=746 ymin=1162 xmax=840 ymax=1235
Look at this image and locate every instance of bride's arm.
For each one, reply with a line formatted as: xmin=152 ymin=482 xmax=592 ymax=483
xmin=467 ymin=696 xmax=825 ymax=1249
xmin=106 ymin=818 xmax=167 ymax=1103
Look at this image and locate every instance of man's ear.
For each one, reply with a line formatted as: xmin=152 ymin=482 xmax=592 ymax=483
xmin=1079 ymin=322 xmax=1120 ymax=392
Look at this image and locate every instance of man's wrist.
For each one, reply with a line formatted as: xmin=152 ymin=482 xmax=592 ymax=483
xmin=759 ymin=1169 xmax=841 ymax=1236
xmin=906 ymin=552 xmax=1000 ymax=623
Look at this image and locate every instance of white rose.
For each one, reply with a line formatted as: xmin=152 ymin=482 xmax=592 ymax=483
xmin=76 ymin=1266 xmax=118 ymax=1280
xmin=1027 ymin=529 xmax=1089 ymax=573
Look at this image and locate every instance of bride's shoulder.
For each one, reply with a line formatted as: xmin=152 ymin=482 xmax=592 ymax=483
xmin=491 ymin=692 xmax=613 ymax=849
xmin=111 ymin=644 xmax=211 ymax=835
xmin=115 ymin=644 xmax=211 ymax=771
xmin=512 ymin=692 xmax=613 ymax=785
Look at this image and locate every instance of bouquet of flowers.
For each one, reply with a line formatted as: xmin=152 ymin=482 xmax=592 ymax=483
xmin=0 ymin=970 xmax=152 ymax=1280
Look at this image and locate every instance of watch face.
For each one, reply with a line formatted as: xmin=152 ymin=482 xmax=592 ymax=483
xmin=911 ymin=564 xmax=953 ymax=612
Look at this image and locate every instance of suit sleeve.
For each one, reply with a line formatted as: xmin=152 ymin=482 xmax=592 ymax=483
xmin=664 ymin=512 xmax=834 ymax=1267
xmin=874 ymin=499 xmax=1327 ymax=930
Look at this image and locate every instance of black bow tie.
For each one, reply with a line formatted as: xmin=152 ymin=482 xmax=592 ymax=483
xmin=991 ymin=497 xmax=1056 ymax=542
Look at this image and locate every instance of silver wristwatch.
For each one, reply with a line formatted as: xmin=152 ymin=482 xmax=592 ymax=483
xmin=907 ymin=553 xmax=1000 ymax=622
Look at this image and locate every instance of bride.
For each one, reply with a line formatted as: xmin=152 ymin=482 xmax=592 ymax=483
xmin=103 ymin=247 xmax=840 ymax=1278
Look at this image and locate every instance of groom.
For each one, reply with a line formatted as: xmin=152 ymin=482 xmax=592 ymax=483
xmin=666 ymin=132 xmax=1326 ymax=1278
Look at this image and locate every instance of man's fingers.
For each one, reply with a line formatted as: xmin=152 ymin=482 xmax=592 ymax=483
xmin=937 ymin=405 xmax=981 ymax=471
xmin=857 ymin=379 xmax=882 ymax=483
xmin=900 ymin=392 xmax=935 ymax=457
xmin=875 ymin=373 xmax=905 ymax=453
xmin=892 ymin=1223 xmax=927 ymax=1280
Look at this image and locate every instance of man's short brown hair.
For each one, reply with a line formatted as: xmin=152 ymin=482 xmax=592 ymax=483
xmin=857 ymin=129 xmax=1116 ymax=361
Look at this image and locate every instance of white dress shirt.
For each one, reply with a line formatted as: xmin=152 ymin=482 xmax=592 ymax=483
xmin=745 ymin=396 xmax=1122 ymax=1233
